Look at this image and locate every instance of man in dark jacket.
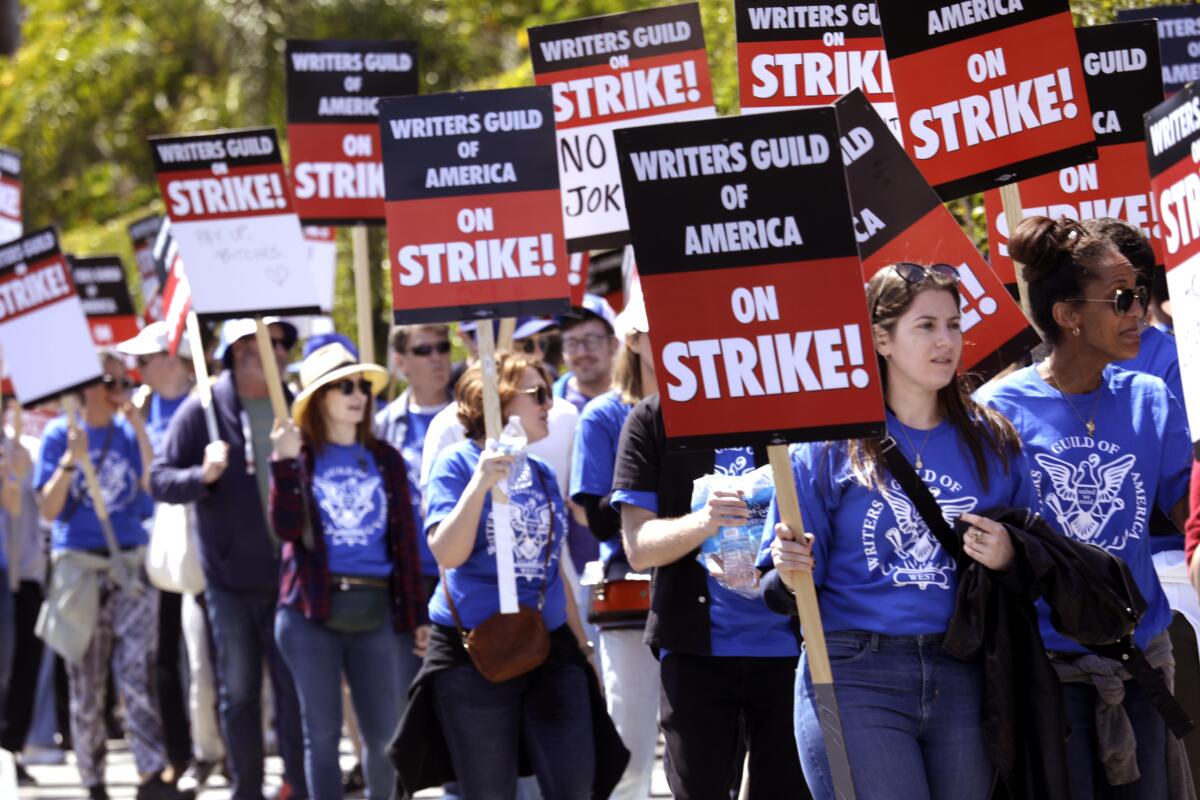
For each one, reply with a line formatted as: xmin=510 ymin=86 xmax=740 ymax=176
xmin=150 ymin=318 xmax=307 ymax=800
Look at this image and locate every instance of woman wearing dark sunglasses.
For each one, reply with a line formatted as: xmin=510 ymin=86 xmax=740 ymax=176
xmin=268 ymin=341 xmax=429 ymax=800
xmin=760 ymin=263 xmax=1034 ymax=800
xmin=978 ymin=216 xmax=1191 ymax=799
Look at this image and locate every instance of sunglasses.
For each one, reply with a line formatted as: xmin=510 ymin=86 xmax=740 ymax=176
xmin=272 ymin=336 xmax=296 ymax=351
xmin=517 ymin=385 xmax=552 ymax=406
xmin=1069 ymin=286 xmax=1150 ymax=318
xmin=563 ymin=333 xmax=612 ymax=353
xmin=136 ymin=353 xmax=165 ymax=367
xmin=101 ymin=375 xmax=135 ymax=392
xmin=408 ymin=341 xmax=451 ymax=357
xmin=332 ymin=378 xmax=373 ymax=396
xmin=893 ymin=262 xmax=961 ymax=285
xmin=518 ymin=334 xmax=561 ymax=355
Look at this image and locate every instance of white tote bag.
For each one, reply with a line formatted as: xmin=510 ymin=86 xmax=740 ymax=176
xmin=146 ymin=502 xmax=206 ymax=594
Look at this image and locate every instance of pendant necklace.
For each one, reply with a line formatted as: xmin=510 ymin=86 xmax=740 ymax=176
xmin=893 ymin=418 xmax=935 ymax=470
xmin=1045 ymin=364 xmax=1100 ymax=438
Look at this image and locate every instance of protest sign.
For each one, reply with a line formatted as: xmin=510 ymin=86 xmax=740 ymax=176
xmin=149 ymin=128 xmax=322 ymax=320
xmin=160 ymin=245 xmax=190 ymax=358
xmin=379 ymin=87 xmax=570 ymax=324
xmin=0 ymin=228 xmax=102 ymax=405
xmin=1118 ymin=4 xmax=1200 ymax=96
xmin=0 ymin=148 xmax=20 ymax=245
xmin=303 ymin=225 xmax=337 ymax=313
xmin=736 ymin=1 xmax=897 ymax=135
xmin=69 ymin=255 xmax=141 ymax=346
xmin=1146 ymin=82 xmax=1200 ymax=454
xmin=529 ymin=3 xmax=716 ymax=251
xmin=835 ymin=90 xmax=1037 ymax=378
xmin=285 ymin=39 xmax=418 ymax=225
xmin=985 ymin=21 xmax=1164 ymax=284
xmin=568 ymin=251 xmax=590 ymax=306
xmin=128 ymin=214 xmax=164 ymax=320
xmin=875 ymin=0 xmax=1096 ymax=200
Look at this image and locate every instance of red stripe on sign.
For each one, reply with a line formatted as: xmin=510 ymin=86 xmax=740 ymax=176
xmin=534 ymin=49 xmax=713 ymax=130
xmin=0 ymin=256 xmax=76 ymax=323
xmin=157 ymin=164 xmax=295 ymax=223
xmin=985 ymin=141 xmax=1161 ymax=283
xmin=889 ymin=12 xmax=1094 ymax=189
xmin=738 ymin=38 xmax=892 ymax=106
xmin=386 ymin=188 xmax=569 ymax=315
xmin=287 ymin=122 xmax=386 ymax=223
xmin=1151 ymin=151 xmax=1200 ymax=271
xmin=641 ymin=257 xmax=883 ymax=441
xmin=0 ymin=175 xmax=20 ymax=224
xmin=87 ymin=314 xmax=142 ymax=346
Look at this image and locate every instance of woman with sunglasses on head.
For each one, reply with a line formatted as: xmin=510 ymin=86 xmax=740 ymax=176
xmin=268 ymin=342 xmax=429 ymax=800
xmin=977 ymin=217 xmax=1191 ymax=799
xmin=761 ymin=263 xmax=1035 ymax=800
xmin=391 ymin=350 xmax=626 ymax=799
xmin=35 ymin=352 xmax=187 ymax=800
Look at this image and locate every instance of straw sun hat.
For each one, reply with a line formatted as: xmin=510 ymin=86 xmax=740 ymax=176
xmin=290 ymin=342 xmax=388 ymax=424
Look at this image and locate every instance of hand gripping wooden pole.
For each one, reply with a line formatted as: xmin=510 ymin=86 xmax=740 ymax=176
xmin=767 ymin=444 xmax=857 ymax=800
xmin=999 ymin=182 xmax=1033 ymax=326
xmin=185 ymin=311 xmax=219 ymax=442
xmin=352 ymin=225 xmax=375 ymax=364
xmin=253 ymin=317 xmax=291 ymax=424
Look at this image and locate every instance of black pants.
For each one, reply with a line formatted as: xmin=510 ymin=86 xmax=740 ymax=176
xmin=1 ymin=580 xmax=44 ymax=753
xmin=659 ymin=652 xmax=809 ymax=800
xmin=157 ymin=589 xmax=192 ymax=768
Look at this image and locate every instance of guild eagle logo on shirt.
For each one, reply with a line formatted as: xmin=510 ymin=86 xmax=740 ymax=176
xmin=1034 ymin=444 xmax=1144 ymax=550
xmin=866 ymin=480 xmax=977 ymax=590
xmin=485 ymin=467 xmax=557 ymax=582
xmin=77 ymin=450 xmax=138 ymax=510
xmin=314 ymin=469 xmax=386 ymax=547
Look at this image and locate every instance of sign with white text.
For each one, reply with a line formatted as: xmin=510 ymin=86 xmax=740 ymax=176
xmin=615 ymin=108 xmax=885 ymax=450
xmin=529 ymin=4 xmax=716 ymax=251
xmin=0 ymin=148 xmax=21 ymax=245
xmin=1118 ymin=4 xmax=1200 ymax=96
xmin=128 ymin=213 xmax=164 ymax=320
xmin=69 ymin=255 xmax=141 ymax=346
xmin=285 ymin=40 xmax=418 ymax=225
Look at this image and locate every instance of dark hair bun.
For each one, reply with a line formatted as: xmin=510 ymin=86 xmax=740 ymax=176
xmin=1009 ymin=215 xmax=1084 ymax=284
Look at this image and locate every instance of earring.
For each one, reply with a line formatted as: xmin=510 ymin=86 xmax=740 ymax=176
xmin=1072 ymin=328 xmax=1081 ymax=337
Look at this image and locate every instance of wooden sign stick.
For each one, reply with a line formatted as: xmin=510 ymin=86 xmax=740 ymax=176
xmin=767 ymin=444 xmax=857 ymax=800
xmin=497 ymin=317 xmax=516 ymax=352
xmin=352 ymin=226 xmax=375 ymax=364
xmin=185 ymin=311 xmax=219 ymax=442
xmin=253 ymin=317 xmax=291 ymax=424
xmin=999 ymin=182 xmax=1033 ymax=325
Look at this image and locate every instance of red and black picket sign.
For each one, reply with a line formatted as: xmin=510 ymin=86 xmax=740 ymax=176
xmin=0 ymin=146 xmax=20 ymax=245
xmin=0 ymin=228 xmax=102 ymax=406
xmin=149 ymin=128 xmax=322 ymax=320
xmin=379 ymin=87 xmax=569 ymax=324
xmin=736 ymin=1 xmax=896 ymax=133
xmin=285 ymin=40 xmax=418 ymax=226
xmin=876 ymin=0 xmax=1096 ymax=200
xmin=1118 ymin=5 xmax=1200 ymax=96
xmin=614 ymin=107 xmax=885 ymax=451
xmin=985 ymin=21 xmax=1164 ymax=283
xmin=128 ymin=213 xmax=164 ymax=321
xmin=835 ymin=90 xmax=1037 ymax=379
xmin=160 ymin=246 xmax=191 ymax=358
xmin=69 ymin=255 xmax=141 ymax=347
xmin=529 ymin=3 xmax=716 ymax=252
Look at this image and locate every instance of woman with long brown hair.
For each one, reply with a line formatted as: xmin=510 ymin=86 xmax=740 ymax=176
xmin=762 ymin=263 xmax=1036 ymax=799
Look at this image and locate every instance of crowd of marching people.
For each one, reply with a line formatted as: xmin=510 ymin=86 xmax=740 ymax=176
xmin=2 ymin=212 xmax=1200 ymax=800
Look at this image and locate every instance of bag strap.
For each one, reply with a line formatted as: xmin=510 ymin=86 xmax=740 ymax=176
xmin=440 ymin=459 xmax=559 ymax=637
xmin=881 ymin=438 xmax=963 ymax=562
xmin=61 ymin=422 xmax=115 ymax=525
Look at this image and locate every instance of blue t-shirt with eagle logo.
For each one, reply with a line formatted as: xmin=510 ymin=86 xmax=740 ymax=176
xmin=978 ymin=364 xmax=1191 ymax=653
xmin=312 ymin=443 xmax=391 ymax=579
xmin=759 ymin=412 xmax=1037 ymax=636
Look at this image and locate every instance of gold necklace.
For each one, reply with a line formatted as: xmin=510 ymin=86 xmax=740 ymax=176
xmin=893 ymin=418 xmax=936 ymax=470
xmin=1045 ymin=364 xmax=1100 ymax=438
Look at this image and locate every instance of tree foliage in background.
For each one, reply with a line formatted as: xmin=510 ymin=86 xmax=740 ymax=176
xmin=0 ymin=0 xmax=1186 ymax=349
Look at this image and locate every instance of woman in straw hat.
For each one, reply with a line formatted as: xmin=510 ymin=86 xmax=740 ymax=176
xmin=269 ymin=341 xmax=429 ymax=800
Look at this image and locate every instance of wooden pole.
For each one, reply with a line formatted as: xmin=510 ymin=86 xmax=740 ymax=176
xmin=999 ymin=182 xmax=1033 ymax=324
xmin=185 ymin=312 xmax=219 ymax=442
xmin=253 ymin=318 xmax=290 ymax=423
xmin=352 ymin=225 xmax=375 ymax=364
xmin=767 ymin=444 xmax=857 ymax=800
xmin=497 ymin=317 xmax=516 ymax=352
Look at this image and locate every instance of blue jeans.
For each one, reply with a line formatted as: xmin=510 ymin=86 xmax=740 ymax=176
xmin=205 ymin=587 xmax=307 ymax=800
xmin=275 ymin=607 xmax=420 ymax=800
xmin=431 ymin=649 xmax=594 ymax=799
xmin=1062 ymin=677 xmax=1167 ymax=799
xmin=795 ymin=631 xmax=993 ymax=800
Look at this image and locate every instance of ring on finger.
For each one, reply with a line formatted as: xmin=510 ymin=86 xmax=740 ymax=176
xmin=972 ymin=528 xmax=985 ymax=544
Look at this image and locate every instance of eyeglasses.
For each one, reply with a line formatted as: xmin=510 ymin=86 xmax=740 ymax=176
xmin=893 ymin=262 xmax=961 ymax=285
xmin=101 ymin=375 xmax=135 ymax=392
xmin=407 ymin=341 xmax=451 ymax=357
xmin=562 ymin=333 xmax=611 ymax=353
xmin=517 ymin=334 xmax=561 ymax=355
xmin=517 ymin=385 xmax=551 ymax=406
xmin=1068 ymin=286 xmax=1150 ymax=318
xmin=332 ymin=378 xmax=373 ymax=396
xmin=272 ymin=336 xmax=295 ymax=352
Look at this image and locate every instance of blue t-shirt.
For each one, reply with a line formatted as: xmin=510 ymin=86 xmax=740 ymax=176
xmin=613 ymin=447 xmax=799 ymax=658
xmin=1115 ymin=326 xmax=1184 ymax=413
xmin=571 ymin=391 xmax=633 ymax=563
xmin=144 ymin=392 xmax=188 ymax=456
xmin=401 ymin=408 xmax=442 ymax=577
xmin=759 ymin=413 xmax=1037 ymax=636
xmin=425 ymin=441 xmax=569 ymax=631
xmin=311 ymin=443 xmax=391 ymax=579
xmin=35 ymin=416 xmax=149 ymax=552
xmin=977 ymin=364 xmax=1190 ymax=653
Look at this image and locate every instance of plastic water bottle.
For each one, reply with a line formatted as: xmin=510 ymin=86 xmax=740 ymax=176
xmin=497 ymin=415 xmax=528 ymax=482
xmin=719 ymin=525 xmax=758 ymax=592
